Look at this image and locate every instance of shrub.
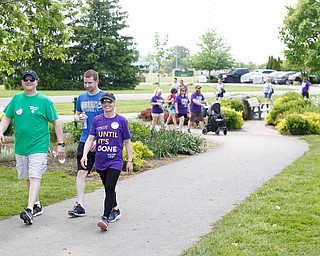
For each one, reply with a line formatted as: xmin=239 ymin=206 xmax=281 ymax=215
xmin=277 ymin=112 xmax=320 ymax=135
xmin=266 ymin=92 xmax=311 ymax=125
xmin=221 ymin=106 xmax=244 ymax=130
xmin=306 ymin=112 xmax=320 ymax=134
xmin=62 ymin=121 xmax=82 ymax=143
xmin=138 ymin=108 xmax=169 ymax=123
xmin=277 ymin=114 xmax=312 ymax=135
xmin=139 ymin=108 xmax=152 ymax=121
xmin=123 ymin=141 xmax=154 ymax=171
xmin=64 ymin=142 xmax=78 ymax=159
xmin=221 ymin=98 xmax=244 ymax=113
xmin=0 ymin=144 xmax=15 ymax=161
xmin=129 ymin=121 xmax=151 ymax=142
xmin=129 ymin=122 xmax=207 ymax=158
xmin=0 ymin=109 xmax=14 ymax=136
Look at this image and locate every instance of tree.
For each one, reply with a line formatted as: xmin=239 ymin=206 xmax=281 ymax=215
xmin=279 ymin=0 xmax=320 ymax=73
xmin=146 ymin=32 xmax=171 ymax=84
xmin=70 ymin=0 xmax=140 ymax=90
xmin=187 ymin=28 xmax=234 ymax=77
xmin=266 ymin=56 xmax=282 ymax=71
xmin=164 ymin=45 xmax=190 ymax=73
xmin=0 ymin=0 xmax=79 ymax=88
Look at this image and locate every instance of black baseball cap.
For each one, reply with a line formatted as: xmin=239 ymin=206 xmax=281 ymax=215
xmin=22 ymin=70 xmax=39 ymax=80
xmin=100 ymin=92 xmax=116 ymax=101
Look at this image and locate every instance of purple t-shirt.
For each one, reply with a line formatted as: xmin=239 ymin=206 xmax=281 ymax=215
xmin=302 ymin=80 xmax=310 ymax=93
xmin=89 ymin=114 xmax=132 ymax=171
xmin=190 ymin=92 xmax=205 ymax=113
xmin=175 ymin=94 xmax=189 ymax=114
xmin=150 ymin=95 xmax=164 ymax=114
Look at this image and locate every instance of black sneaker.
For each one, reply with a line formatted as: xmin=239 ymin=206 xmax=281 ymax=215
xmin=68 ymin=203 xmax=86 ymax=217
xmin=20 ymin=208 xmax=33 ymax=225
xmin=97 ymin=216 xmax=108 ymax=231
xmin=108 ymin=208 xmax=121 ymax=223
xmin=187 ymin=129 xmax=191 ymax=133
xmin=33 ymin=204 xmax=43 ymax=217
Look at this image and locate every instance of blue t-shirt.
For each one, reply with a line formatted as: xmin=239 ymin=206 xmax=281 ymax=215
xmin=89 ymin=114 xmax=132 ymax=171
xmin=76 ymin=90 xmax=105 ymax=142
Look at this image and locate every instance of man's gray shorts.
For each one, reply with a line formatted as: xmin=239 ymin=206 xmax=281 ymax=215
xmin=16 ymin=153 xmax=47 ymax=179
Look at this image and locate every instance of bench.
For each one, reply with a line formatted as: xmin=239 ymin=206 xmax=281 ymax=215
xmin=246 ymin=98 xmax=271 ymax=120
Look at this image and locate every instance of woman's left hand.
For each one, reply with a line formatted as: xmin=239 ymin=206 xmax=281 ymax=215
xmin=126 ymin=161 xmax=133 ymax=174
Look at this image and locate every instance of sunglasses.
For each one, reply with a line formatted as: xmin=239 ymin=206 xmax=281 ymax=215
xmin=101 ymin=99 xmax=113 ymax=104
xmin=23 ymin=78 xmax=36 ymax=82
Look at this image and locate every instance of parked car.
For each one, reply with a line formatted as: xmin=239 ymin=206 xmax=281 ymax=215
xmin=240 ymin=71 xmax=257 ymax=83
xmin=309 ymin=75 xmax=320 ymax=84
xmin=251 ymin=69 xmax=277 ymax=84
xmin=288 ymin=72 xmax=320 ymax=84
xmin=269 ymin=71 xmax=282 ymax=84
xmin=274 ymin=71 xmax=296 ymax=85
xmin=288 ymin=72 xmax=301 ymax=84
xmin=218 ymin=68 xmax=249 ymax=83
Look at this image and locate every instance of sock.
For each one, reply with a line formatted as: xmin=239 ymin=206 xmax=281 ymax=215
xmin=35 ymin=201 xmax=40 ymax=206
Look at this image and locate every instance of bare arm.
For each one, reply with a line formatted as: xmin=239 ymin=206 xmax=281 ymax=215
xmin=52 ymin=119 xmax=65 ymax=160
xmin=80 ymin=135 xmax=95 ymax=169
xmin=175 ymin=102 xmax=179 ymax=114
xmin=192 ymin=98 xmax=205 ymax=106
xmin=0 ymin=116 xmax=12 ymax=147
xmin=124 ymin=139 xmax=133 ymax=174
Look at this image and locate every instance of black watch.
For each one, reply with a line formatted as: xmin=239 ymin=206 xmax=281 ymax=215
xmin=57 ymin=142 xmax=65 ymax=147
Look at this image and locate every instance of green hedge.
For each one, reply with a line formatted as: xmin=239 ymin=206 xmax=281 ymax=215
xmin=266 ymin=92 xmax=320 ymax=135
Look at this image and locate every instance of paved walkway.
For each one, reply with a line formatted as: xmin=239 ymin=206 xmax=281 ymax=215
xmin=0 ymin=120 xmax=308 ymax=256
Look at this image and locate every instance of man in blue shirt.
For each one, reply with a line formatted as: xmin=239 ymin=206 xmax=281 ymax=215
xmin=68 ymin=69 xmax=105 ymax=217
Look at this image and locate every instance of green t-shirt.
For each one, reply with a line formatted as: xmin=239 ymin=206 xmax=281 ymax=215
xmin=4 ymin=92 xmax=58 ymax=156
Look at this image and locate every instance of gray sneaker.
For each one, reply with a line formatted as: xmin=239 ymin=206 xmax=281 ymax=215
xmin=33 ymin=204 xmax=43 ymax=217
xmin=97 ymin=216 xmax=108 ymax=231
xmin=20 ymin=208 xmax=33 ymax=225
xmin=68 ymin=203 xmax=86 ymax=217
xmin=108 ymin=208 xmax=121 ymax=223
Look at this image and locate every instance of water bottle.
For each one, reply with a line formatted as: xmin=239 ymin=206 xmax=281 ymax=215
xmin=52 ymin=151 xmax=65 ymax=164
xmin=81 ymin=112 xmax=88 ymax=129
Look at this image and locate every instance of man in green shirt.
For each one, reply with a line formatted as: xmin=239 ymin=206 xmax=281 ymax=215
xmin=0 ymin=70 xmax=65 ymax=225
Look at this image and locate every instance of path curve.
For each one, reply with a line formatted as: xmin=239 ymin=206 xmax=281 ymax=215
xmin=0 ymin=121 xmax=308 ymax=256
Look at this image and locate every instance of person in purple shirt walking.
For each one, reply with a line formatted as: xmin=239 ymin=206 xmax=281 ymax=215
xmin=80 ymin=92 xmax=133 ymax=231
xmin=150 ymin=87 xmax=165 ymax=129
xmin=187 ymin=85 xmax=208 ymax=133
xmin=301 ymin=76 xmax=311 ymax=98
xmin=175 ymin=88 xmax=190 ymax=132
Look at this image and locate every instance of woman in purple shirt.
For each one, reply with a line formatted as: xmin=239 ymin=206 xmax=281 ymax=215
xmin=175 ymin=88 xmax=190 ymax=132
xmin=81 ymin=92 xmax=133 ymax=231
xmin=150 ymin=87 xmax=165 ymax=129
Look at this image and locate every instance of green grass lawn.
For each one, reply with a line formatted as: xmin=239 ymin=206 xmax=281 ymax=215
xmin=181 ymin=135 xmax=320 ymax=256
xmin=0 ymin=168 xmax=101 ymax=219
xmin=0 ymin=81 xmax=295 ymax=97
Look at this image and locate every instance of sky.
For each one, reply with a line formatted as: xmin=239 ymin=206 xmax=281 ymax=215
xmin=118 ymin=0 xmax=298 ymax=65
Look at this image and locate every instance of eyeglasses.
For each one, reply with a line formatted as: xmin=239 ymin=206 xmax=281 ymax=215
xmin=23 ymin=78 xmax=36 ymax=82
xmin=101 ymin=99 xmax=113 ymax=104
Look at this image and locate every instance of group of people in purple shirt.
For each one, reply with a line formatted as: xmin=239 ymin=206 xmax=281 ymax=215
xmin=150 ymin=79 xmax=209 ymax=133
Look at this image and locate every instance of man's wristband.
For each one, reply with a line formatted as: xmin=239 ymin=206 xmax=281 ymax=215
xmin=57 ymin=142 xmax=65 ymax=147
xmin=128 ymin=159 xmax=133 ymax=162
